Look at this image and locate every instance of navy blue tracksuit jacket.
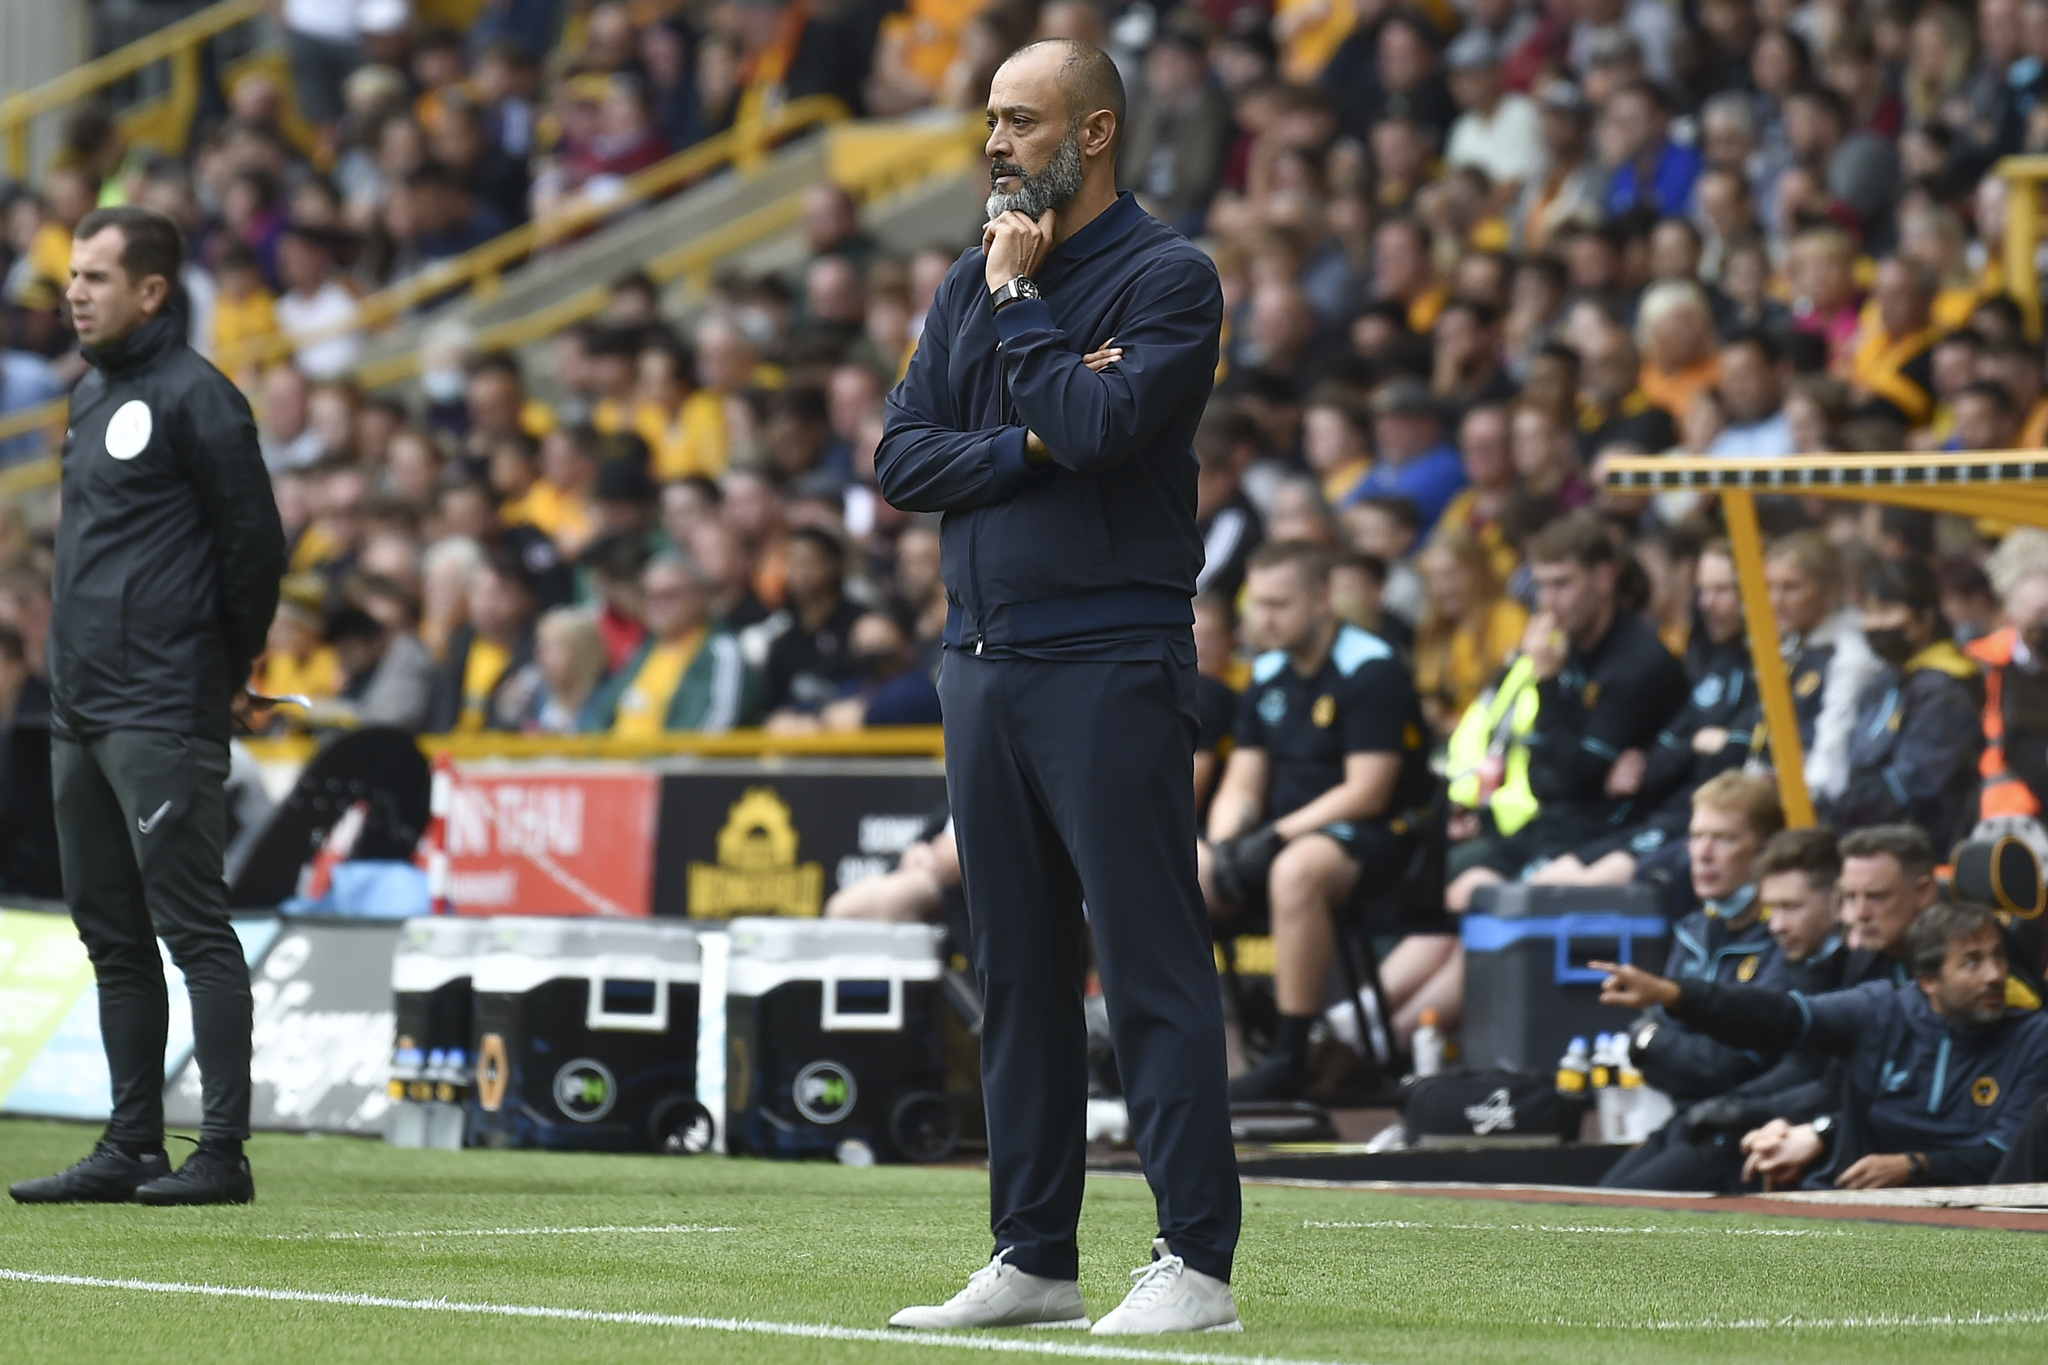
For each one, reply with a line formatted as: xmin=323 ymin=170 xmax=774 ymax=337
xmin=1671 ymin=977 xmax=2048 ymax=1185
xmin=1632 ymin=894 xmax=1780 ymax=1103
xmin=878 ymin=191 xmax=1218 ymax=648
xmin=874 ymin=192 xmax=1238 ymax=1284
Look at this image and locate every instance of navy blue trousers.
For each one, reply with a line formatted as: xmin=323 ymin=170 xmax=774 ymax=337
xmin=939 ymin=644 xmax=1240 ymax=1283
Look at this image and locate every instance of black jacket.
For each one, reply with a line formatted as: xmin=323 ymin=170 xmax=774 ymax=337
xmin=876 ymin=193 xmax=1221 ymax=651
xmin=50 ymin=308 xmax=285 ymax=742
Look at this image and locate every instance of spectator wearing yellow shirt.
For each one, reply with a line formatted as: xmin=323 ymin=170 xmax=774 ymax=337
xmin=425 ymin=549 xmax=540 ymax=732
xmin=1634 ymin=280 xmax=1722 ymax=422
xmin=4 ymin=168 xmax=96 ymax=313
xmin=208 ymin=242 xmax=278 ymax=365
xmin=586 ymin=327 xmax=643 ymax=438
xmin=1302 ymin=384 xmax=1375 ymax=507
xmin=252 ymin=575 xmax=344 ymax=726
xmin=584 ymin=552 xmax=760 ymax=735
xmin=1373 ymin=216 xmax=1447 ymax=334
xmin=1275 ymin=0 xmax=1357 ymax=83
xmin=867 ymin=0 xmax=986 ymax=115
xmin=461 ymin=352 xmax=555 ymax=469
xmin=660 ymin=315 xmax=761 ymax=481
xmin=527 ymin=426 xmax=602 ymax=558
xmin=633 ymin=332 xmax=696 ymax=474
xmin=489 ymin=431 xmax=548 ymax=527
xmin=1414 ymin=530 xmax=1529 ymax=736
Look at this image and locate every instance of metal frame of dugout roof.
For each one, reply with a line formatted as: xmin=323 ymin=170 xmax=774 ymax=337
xmin=1600 ymin=450 xmax=2048 ymax=831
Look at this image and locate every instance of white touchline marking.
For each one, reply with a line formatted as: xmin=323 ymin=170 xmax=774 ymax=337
xmin=2 ymin=1267 xmax=2037 ymax=1343
xmin=266 ymin=1223 xmax=740 ymax=1242
xmin=1301 ymin=1219 xmax=1844 ymax=1236
xmin=1574 ymin=1310 xmax=2048 ymax=1331
xmin=0 ymin=1268 xmax=1375 ymax=1365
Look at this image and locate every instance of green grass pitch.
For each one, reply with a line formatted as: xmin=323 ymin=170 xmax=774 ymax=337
xmin=1 ymin=1118 xmax=2045 ymax=1364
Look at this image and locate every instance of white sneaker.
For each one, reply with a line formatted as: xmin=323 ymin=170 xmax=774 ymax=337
xmin=1091 ymin=1239 xmax=1241 ymax=1335
xmin=889 ymin=1249 xmax=1091 ymax=1330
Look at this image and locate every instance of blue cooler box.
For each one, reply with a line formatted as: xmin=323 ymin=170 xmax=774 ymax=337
xmin=1460 ymin=884 xmax=1668 ymax=1073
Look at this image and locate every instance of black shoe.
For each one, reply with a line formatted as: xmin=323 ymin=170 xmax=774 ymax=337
xmin=1228 ymin=1053 xmax=1309 ymax=1103
xmin=9 ymin=1140 xmax=169 ymax=1204
xmin=135 ymin=1140 xmax=254 ymax=1206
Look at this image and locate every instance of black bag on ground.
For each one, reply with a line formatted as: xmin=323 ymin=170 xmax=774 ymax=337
xmin=1401 ymin=1070 xmax=1582 ymax=1141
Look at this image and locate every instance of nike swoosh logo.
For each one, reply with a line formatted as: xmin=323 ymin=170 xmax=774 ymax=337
xmin=138 ymin=800 xmax=172 ymax=834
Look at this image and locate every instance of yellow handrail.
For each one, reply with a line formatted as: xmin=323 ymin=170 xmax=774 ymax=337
xmin=240 ymin=726 xmax=946 ymax=768
xmin=0 ymin=452 xmax=63 ymax=498
xmin=213 ymin=94 xmax=852 ymax=377
xmin=353 ymin=115 xmax=985 ymax=388
xmin=0 ymin=401 xmax=65 ymax=448
xmin=0 ymin=111 xmax=978 ymax=468
xmin=0 ymin=0 xmax=262 ymax=179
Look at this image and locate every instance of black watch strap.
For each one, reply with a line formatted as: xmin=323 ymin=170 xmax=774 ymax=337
xmin=990 ymin=276 xmax=1041 ymax=314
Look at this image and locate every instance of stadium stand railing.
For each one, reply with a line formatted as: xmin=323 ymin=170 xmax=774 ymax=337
xmin=0 ymin=106 xmax=981 ymax=467
xmin=241 ymin=726 xmax=947 ymax=771
xmin=0 ymin=0 xmax=266 ymax=181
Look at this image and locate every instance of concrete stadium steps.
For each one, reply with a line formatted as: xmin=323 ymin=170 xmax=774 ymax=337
xmin=355 ymin=119 xmax=986 ymax=400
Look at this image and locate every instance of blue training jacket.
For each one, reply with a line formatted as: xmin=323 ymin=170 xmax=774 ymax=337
xmin=875 ymin=192 xmax=1222 ymax=651
xmin=1673 ymin=976 xmax=2048 ymax=1184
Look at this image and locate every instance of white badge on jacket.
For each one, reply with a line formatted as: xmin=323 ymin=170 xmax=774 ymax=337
xmin=104 ymin=400 xmax=152 ymax=460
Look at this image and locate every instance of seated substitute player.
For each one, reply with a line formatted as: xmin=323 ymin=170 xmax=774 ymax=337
xmin=1530 ymin=537 xmax=1758 ymax=887
xmin=1201 ymin=540 xmax=1440 ymax=1101
xmin=1598 ymin=901 xmax=2048 ymax=1190
xmin=1603 ymin=825 xmax=1851 ymax=1191
xmin=1445 ymin=509 xmax=1688 ymax=908
xmin=1613 ymin=773 xmax=1786 ymax=1108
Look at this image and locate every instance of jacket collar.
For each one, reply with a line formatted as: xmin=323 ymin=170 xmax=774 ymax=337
xmin=1041 ymin=192 xmax=1146 ymax=277
xmin=81 ymin=306 xmax=185 ymax=376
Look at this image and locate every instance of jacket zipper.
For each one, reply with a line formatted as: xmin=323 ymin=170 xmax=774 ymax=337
xmin=971 ymin=334 xmax=1023 ymax=655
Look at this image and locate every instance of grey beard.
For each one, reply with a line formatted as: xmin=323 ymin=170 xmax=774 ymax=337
xmin=986 ymin=131 xmax=1086 ymax=222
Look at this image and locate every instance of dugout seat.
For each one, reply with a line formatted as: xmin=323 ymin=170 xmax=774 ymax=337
xmin=1215 ymin=788 xmax=1448 ymax=1092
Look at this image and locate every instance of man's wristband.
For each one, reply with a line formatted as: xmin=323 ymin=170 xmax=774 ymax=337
xmin=989 ymin=276 xmax=1041 ymax=314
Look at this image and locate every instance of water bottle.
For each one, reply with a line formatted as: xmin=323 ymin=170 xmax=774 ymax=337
xmin=1594 ymin=1035 xmax=1629 ymax=1143
xmin=385 ymin=1042 xmax=428 ymax=1148
xmin=1411 ymin=1009 xmax=1445 ymax=1078
xmin=1555 ymin=1036 xmax=1591 ymax=1098
xmin=425 ymin=1046 xmax=468 ymax=1151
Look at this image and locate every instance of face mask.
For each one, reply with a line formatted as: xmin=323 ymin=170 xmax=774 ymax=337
xmin=421 ymin=367 xmax=466 ymax=404
xmin=1865 ymin=626 xmax=1915 ymax=669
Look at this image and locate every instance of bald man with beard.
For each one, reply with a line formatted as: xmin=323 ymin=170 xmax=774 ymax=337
xmin=878 ymin=39 xmax=1240 ymax=1336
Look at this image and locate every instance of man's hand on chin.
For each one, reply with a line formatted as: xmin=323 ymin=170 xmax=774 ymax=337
xmin=985 ymin=210 xmax=1056 ymax=291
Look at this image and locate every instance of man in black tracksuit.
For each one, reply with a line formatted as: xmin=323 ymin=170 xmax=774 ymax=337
xmin=9 ymin=208 xmax=285 ymax=1207
xmin=1445 ymin=510 xmax=1686 ymax=910
xmin=879 ymin=42 xmax=1239 ymax=1336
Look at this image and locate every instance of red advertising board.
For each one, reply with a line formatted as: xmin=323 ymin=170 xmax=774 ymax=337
xmin=444 ymin=768 xmax=658 ymax=917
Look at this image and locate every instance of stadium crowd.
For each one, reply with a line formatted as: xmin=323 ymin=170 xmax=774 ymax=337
xmin=10 ymin=0 xmax=2048 ymax=1188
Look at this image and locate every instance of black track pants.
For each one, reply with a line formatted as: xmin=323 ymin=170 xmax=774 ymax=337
xmin=52 ymin=730 xmax=249 ymax=1143
xmin=940 ymin=645 xmax=1240 ymax=1283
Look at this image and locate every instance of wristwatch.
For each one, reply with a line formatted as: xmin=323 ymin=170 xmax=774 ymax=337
xmin=1811 ymin=1113 xmax=1837 ymax=1153
xmin=989 ymin=276 xmax=1042 ymax=314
